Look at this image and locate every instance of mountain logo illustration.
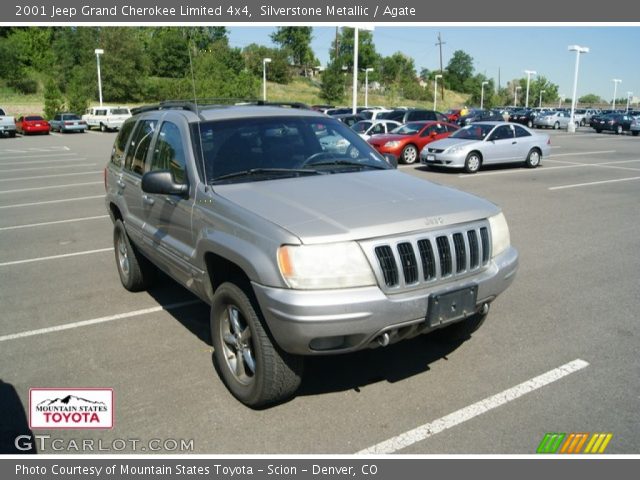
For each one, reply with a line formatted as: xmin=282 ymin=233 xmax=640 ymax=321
xmin=37 ymin=395 xmax=107 ymax=407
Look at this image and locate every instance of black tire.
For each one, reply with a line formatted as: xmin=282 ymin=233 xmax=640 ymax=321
xmin=527 ymin=120 xmax=533 ymax=128
xmin=435 ymin=311 xmax=488 ymax=342
xmin=632 ymin=131 xmax=639 ymax=137
xmin=525 ymin=148 xmax=541 ymax=168
xmin=211 ymin=282 xmax=303 ymax=408
xmin=553 ymin=121 xmax=560 ymax=130
xmin=464 ymin=151 xmax=482 ymax=174
xmin=580 ymin=119 xmax=586 ymax=127
xmin=113 ymin=219 xmax=154 ymax=292
xmin=100 ymin=123 xmax=106 ymax=132
xmin=400 ymin=144 xmax=418 ymax=164
xmin=615 ymin=125 xmax=623 ymax=135
xmin=9 ymin=131 xmax=16 ymax=138
xmin=595 ymin=129 xmax=602 ymax=134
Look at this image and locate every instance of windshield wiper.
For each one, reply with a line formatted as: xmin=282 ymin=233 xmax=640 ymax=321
xmin=212 ymin=168 xmax=324 ymax=183
xmin=305 ymin=159 xmax=387 ymax=170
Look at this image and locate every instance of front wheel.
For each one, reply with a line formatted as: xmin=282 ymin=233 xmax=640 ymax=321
xmin=553 ymin=122 xmax=560 ymax=130
xmin=632 ymin=131 xmax=639 ymax=137
xmin=464 ymin=152 xmax=481 ymax=173
xmin=527 ymin=120 xmax=533 ymax=128
xmin=401 ymin=144 xmax=418 ymax=164
xmin=616 ymin=125 xmax=623 ymax=135
xmin=525 ymin=148 xmax=541 ymax=168
xmin=100 ymin=123 xmax=106 ymax=132
xmin=211 ymin=282 xmax=303 ymax=408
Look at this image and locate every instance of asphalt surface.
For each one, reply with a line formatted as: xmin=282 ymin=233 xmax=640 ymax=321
xmin=0 ymin=127 xmax=638 ymax=454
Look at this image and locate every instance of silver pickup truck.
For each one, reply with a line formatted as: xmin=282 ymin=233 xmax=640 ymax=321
xmin=0 ymin=107 xmax=17 ymax=138
xmin=105 ymin=102 xmax=518 ymax=407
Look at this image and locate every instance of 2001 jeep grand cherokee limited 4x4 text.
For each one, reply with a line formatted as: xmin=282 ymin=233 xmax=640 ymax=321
xmin=105 ymin=101 xmax=518 ymax=407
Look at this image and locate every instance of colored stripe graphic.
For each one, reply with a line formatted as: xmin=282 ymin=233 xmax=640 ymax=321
xmin=584 ymin=433 xmax=613 ymax=454
xmin=538 ymin=433 xmax=613 ymax=454
xmin=537 ymin=433 xmax=565 ymax=453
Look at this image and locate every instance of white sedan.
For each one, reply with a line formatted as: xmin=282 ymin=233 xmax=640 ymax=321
xmin=420 ymin=122 xmax=551 ymax=173
xmin=352 ymin=120 xmax=402 ymax=140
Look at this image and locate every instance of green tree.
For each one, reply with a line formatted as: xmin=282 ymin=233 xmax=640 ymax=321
xmin=43 ymin=78 xmax=64 ymax=119
xmin=578 ymin=93 xmax=602 ymax=105
xmin=319 ymin=62 xmax=345 ymax=104
xmin=466 ymin=75 xmax=496 ymax=107
xmin=97 ymin=28 xmax=149 ymax=102
xmin=243 ymin=44 xmax=291 ymax=84
xmin=270 ymin=27 xmax=316 ymax=74
xmin=517 ymin=75 xmax=559 ymax=108
xmin=380 ymin=52 xmax=416 ymax=85
xmin=330 ymin=28 xmax=380 ymax=74
xmin=446 ymin=50 xmax=474 ymax=93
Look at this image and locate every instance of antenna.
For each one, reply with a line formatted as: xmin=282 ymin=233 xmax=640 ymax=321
xmin=188 ymin=39 xmax=209 ymax=191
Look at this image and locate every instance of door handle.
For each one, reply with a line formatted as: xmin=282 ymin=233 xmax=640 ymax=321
xmin=142 ymin=195 xmax=155 ymax=206
xmin=116 ymin=180 xmax=126 ymax=189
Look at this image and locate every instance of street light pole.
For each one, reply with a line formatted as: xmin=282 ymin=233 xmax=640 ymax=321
xmin=262 ymin=58 xmax=271 ymax=101
xmin=480 ymin=81 xmax=489 ymax=109
xmin=611 ymin=79 xmax=621 ymax=110
xmin=539 ymin=90 xmax=546 ymax=108
xmin=626 ymin=92 xmax=633 ymax=112
xmin=524 ymin=70 xmax=537 ymax=109
xmin=364 ymin=68 xmax=374 ymax=108
xmin=568 ymin=45 xmax=589 ymax=133
xmin=514 ymin=86 xmax=522 ymax=107
xmin=94 ymin=49 xmax=104 ymax=107
xmin=434 ymin=74 xmax=442 ymax=111
xmin=559 ymin=94 xmax=565 ymax=109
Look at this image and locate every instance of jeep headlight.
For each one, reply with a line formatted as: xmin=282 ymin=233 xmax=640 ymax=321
xmin=488 ymin=212 xmax=510 ymax=258
xmin=277 ymin=242 xmax=375 ymax=289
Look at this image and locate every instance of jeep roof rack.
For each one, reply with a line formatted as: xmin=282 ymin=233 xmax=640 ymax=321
xmin=130 ymin=99 xmax=311 ymax=117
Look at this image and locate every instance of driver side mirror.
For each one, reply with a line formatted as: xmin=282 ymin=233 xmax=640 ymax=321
xmin=141 ymin=170 xmax=188 ymax=197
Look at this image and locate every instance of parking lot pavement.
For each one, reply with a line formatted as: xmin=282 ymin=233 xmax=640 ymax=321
xmin=1 ymin=129 xmax=639 ymax=454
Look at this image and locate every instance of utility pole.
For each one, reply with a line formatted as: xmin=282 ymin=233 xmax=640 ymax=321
xmin=334 ymin=26 xmax=339 ymax=61
xmin=435 ymin=32 xmax=446 ymax=102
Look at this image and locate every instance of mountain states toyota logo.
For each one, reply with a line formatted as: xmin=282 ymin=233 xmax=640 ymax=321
xmin=29 ymin=388 xmax=114 ymax=429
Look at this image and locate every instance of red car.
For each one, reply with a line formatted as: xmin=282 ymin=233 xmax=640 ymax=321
xmin=367 ymin=121 xmax=459 ymax=164
xmin=16 ymin=115 xmax=50 ymax=135
xmin=445 ymin=109 xmax=461 ymax=122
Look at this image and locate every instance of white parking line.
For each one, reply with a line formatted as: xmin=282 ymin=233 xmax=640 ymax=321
xmin=551 ymin=150 xmax=616 ymax=158
xmin=458 ymin=164 xmax=587 ymax=178
xmin=0 ymin=181 xmax=102 ymax=194
xmin=549 ymin=176 xmax=640 ymax=191
xmin=0 ymin=215 xmax=109 ymax=232
xmin=357 ymin=359 xmax=590 ymax=454
xmin=0 ymin=300 xmax=202 ymax=343
xmin=0 ymin=247 xmax=114 ymax=267
xmin=0 ymin=153 xmax=78 ymax=160
xmin=0 ymin=194 xmax=104 ymax=209
xmin=0 ymin=163 xmax=95 ymax=173
xmin=0 ymin=158 xmax=86 ymax=167
xmin=0 ymin=170 xmax=101 ymax=183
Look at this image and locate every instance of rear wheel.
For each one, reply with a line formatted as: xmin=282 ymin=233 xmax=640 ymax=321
xmin=553 ymin=121 xmax=560 ymax=130
xmin=525 ymin=148 xmax=541 ymax=168
xmin=595 ymin=129 xmax=602 ymax=133
xmin=211 ymin=282 xmax=303 ymax=408
xmin=632 ymin=131 xmax=639 ymax=137
xmin=464 ymin=152 xmax=481 ymax=174
xmin=527 ymin=120 xmax=533 ymax=128
xmin=113 ymin=219 xmax=154 ymax=291
xmin=616 ymin=125 xmax=623 ymax=135
xmin=401 ymin=144 xmax=418 ymax=164
xmin=100 ymin=123 xmax=106 ymax=132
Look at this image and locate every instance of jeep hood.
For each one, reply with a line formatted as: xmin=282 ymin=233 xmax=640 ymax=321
xmin=215 ymin=170 xmax=499 ymax=244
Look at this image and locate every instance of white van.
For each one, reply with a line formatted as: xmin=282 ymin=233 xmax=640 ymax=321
xmin=82 ymin=106 xmax=131 ymax=132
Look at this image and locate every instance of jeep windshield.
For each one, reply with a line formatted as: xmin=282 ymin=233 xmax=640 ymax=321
xmin=196 ymin=116 xmax=390 ymax=184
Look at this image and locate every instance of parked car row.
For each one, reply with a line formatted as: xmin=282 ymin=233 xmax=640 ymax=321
xmin=0 ymin=106 xmax=132 ymax=137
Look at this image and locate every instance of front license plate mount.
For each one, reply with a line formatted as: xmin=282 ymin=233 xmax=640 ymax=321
xmin=428 ymin=286 xmax=478 ymax=327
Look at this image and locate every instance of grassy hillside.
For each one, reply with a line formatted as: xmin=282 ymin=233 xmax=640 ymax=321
xmin=1 ymin=78 xmax=470 ymax=117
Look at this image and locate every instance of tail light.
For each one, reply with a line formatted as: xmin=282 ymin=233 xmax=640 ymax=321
xmin=64 ymin=121 xmax=73 ymax=126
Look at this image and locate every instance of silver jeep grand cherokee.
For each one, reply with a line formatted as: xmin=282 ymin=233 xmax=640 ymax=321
xmin=105 ymin=101 xmax=518 ymax=407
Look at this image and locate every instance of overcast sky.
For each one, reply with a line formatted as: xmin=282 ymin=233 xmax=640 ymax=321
xmin=228 ymin=26 xmax=640 ymax=102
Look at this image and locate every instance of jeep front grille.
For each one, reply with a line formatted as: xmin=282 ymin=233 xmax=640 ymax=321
xmin=368 ymin=223 xmax=491 ymax=291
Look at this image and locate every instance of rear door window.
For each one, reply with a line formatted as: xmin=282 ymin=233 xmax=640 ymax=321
xmin=124 ymin=119 xmax=156 ymax=176
xmin=150 ymin=121 xmax=187 ymax=184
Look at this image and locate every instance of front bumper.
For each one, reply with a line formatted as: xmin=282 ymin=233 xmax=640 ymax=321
xmin=419 ymin=150 xmax=467 ymax=169
xmin=253 ymin=246 xmax=518 ymax=355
